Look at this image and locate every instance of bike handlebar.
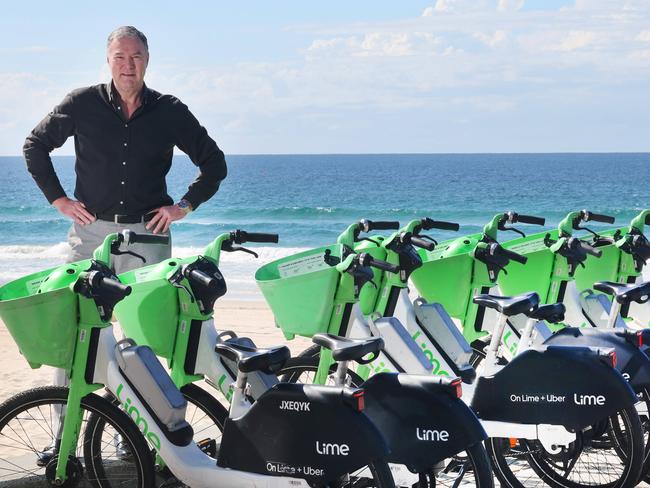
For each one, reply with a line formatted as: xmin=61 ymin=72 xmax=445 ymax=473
xmin=126 ymin=232 xmax=170 ymax=245
xmin=515 ymin=214 xmax=546 ymax=226
xmin=583 ymin=211 xmax=615 ymax=224
xmin=499 ymin=246 xmax=528 ymax=265
xmin=580 ymin=241 xmax=602 ymax=258
xmin=359 ymin=219 xmax=400 ymax=232
xmin=361 ymin=254 xmax=400 ymax=274
xmin=187 ymin=268 xmax=220 ymax=290
xmin=410 ymin=235 xmax=435 ymax=251
xmin=420 ymin=218 xmax=460 ymax=231
xmin=239 ymin=232 xmax=279 ymax=244
xmin=97 ymin=276 xmax=132 ymax=298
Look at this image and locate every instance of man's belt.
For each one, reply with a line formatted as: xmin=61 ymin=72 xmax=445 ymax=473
xmin=96 ymin=213 xmax=155 ymax=224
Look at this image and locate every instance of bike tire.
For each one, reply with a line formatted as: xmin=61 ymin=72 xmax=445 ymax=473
xmin=487 ymin=404 xmax=644 ymax=488
xmin=280 ymin=354 xmax=493 ymax=488
xmin=0 ymin=386 xmax=155 ymax=488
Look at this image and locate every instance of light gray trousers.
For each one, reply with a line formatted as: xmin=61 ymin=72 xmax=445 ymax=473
xmin=54 ymin=219 xmax=172 ymax=387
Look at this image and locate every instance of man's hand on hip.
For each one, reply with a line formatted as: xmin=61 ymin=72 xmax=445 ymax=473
xmin=53 ymin=196 xmax=96 ymax=225
xmin=146 ymin=204 xmax=187 ymax=234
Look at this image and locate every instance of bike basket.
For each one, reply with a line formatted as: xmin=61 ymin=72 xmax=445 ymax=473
xmin=115 ymin=259 xmax=182 ymax=360
xmin=255 ymin=245 xmax=341 ymax=339
xmin=0 ymin=265 xmax=82 ymax=370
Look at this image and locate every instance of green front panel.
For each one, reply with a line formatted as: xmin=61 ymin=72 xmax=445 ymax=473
xmin=256 ymin=245 xmax=341 ymax=338
xmin=0 ymin=264 xmax=84 ymax=370
xmin=411 ymin=252 xmax=474 ymax=319
xmin=574 ymin=245 xmax=620 ymax=291
xmin=115 ymin=259 xmax=183 ymax=360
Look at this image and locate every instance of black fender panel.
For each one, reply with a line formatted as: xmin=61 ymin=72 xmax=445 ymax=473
xmin=471 ymin=345 xmax=637 ymax=430
xmin=217 ymin=383 xmax=388 ymax=484
xmin=544 ymin=327 xmax=650 ymax=390
xmin=362 ymin=373 xmax=486 ymax=472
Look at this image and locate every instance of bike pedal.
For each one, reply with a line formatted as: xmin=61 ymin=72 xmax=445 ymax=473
xmin=197 ymin=438 xmax=217 ymax=457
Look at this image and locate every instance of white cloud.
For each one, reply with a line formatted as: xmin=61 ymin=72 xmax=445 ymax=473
xmin=474 ymin=30 xmax=508 ymax=47
xmin=497 ymin=0 xmax=524 ymax=12
xmin=636 ymin=31 xmax=650 ymax=42
xmin=546 ymin=31 xmax=597 ymax=52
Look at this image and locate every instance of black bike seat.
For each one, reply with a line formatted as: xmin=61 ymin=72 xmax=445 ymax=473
xmin=312 ymin=333 xmax=384 ymax=362
xmin=528 ymin=303 xmax=566 ymax=323
xmin=473 ymin=292 xmax=540 ymax=317
xmin=594 ymin=281 xmax=650 ymax=305
xmin=215 ymin=342 xmax=290 ymax=374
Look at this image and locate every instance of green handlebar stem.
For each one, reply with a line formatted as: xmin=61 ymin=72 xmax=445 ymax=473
xmin=558 ymin=211 xmax=581 ymax=237
xmin=202 ymin=232 xmax=235 ymax=265
xmin=482 ymin=213 xmax=506 ymax=240
xmin=336 ymin=223 xmax=360 ymax=248
xmin=549 ymin=237 xmax=568 ymax=254
xmin=92 ymin=232 xmax=121 ymax=265
xmin=335 ymin=254 xmax=357 ymax=274
xmin=629 ymin=210 xmax=650 ymax=234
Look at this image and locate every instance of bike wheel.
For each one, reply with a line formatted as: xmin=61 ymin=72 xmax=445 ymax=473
xmin=179 ymin=383 xmax=227 ymax=459
xmin=0 ymin=386 xmax=155 ymax=488
xmin=280 ymin=355 xmax=494 ymax=488
xmin=487 ymin=405 xmax=644 ymax=488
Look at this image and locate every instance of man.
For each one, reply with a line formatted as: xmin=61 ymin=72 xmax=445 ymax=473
xmin=24 ymin=26 xmax=227 ymax=274
xmin=23 ymin=26 xmax=227 ymax=462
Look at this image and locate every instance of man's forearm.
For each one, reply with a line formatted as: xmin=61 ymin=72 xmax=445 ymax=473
xmin=24 ymin=139 xmax=67 ymax=203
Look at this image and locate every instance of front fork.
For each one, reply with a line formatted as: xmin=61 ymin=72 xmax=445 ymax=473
xmin=54 ymin=321 xmax=104 ymax=482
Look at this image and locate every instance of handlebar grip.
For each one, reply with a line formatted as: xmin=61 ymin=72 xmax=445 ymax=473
xmin=129 ymin=232 xmax=170 ymax=245
xmin=242 ymin=232 xmax=279 ymax=244
xmin=188 ymin=269 xmax=219 ymax=290
xmin=516 ymin=214 xmax=546 ymax=226
xmin=586 ymin=212 xmax=615 ymax=224
xmin=580 ymin=241 xmax=602 ymax=258
xmin=410 ymin=236 xmax=435 ymax=251
xmin=97 ymin=277 xmax=132 ymax=298
xmin=368 ymin=221 xmax=400 ymax=231
xmin=367 ymin=256 xmax=400 ymax=274
xmin=646 ymin=215 xmax=650 ymax=226
xmin=500 ymin=247 xmax=528 ymax=265
xmin=422 ymin=219 xmax=460 ymax=231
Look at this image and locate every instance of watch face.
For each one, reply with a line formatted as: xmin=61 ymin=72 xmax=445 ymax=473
xmin=178 ymin=200 xmax=191 ymax=211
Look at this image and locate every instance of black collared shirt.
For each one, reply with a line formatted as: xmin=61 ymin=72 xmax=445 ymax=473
xmin=24 ymin=83 xmax=227 ymax=214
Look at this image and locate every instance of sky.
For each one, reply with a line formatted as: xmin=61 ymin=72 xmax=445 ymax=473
xmin=1 ymin=0 xmax=649 ymax=155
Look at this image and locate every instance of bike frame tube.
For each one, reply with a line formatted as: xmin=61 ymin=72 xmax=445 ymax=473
xmin=94 ymin=326 xmax=310 ymax=488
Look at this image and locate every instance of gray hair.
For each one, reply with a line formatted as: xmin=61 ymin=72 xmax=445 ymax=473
xmin=107 ymin=26 xmax=149 ymax=52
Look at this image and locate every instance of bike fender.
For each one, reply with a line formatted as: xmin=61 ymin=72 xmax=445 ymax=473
xmin=471 ymin=345 xmax=637 ymax=430
xmin=363 ymin=373 xmax=486 ymax=471
xmin=544 ymin=327 xmax=650 ymax=390
xmin=217 ymin=383 xmax=388 ymax=484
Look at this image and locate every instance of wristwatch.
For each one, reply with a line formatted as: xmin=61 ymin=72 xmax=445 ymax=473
xmin=176 ymin=199 xmax=193 ymax=214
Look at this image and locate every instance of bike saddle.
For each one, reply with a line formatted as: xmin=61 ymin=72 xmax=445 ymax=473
xmin=312 ymin=333 xmax=384 ymax=363
xmin=215 ymin=342 xmax=290 ymax=374
xmin=594 ymin=281 xmax=650 ymax=305
xmin=527 ymin=303 xmax=566 ymax=324
xmin=473 ymin=292 xmax=539 ymax=316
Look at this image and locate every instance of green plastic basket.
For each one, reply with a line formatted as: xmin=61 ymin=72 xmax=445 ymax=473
xmin=115 ymin=259 xmax=183 ymax=360
xmin=256 ymin=245 xmax=341 ymax=339
xmin=0 ymin=261 xmax=90 ymax=370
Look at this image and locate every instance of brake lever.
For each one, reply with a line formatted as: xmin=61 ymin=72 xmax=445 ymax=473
xmin=324 ymin=249 xmax=341 ymax=266
xmin=222 ymin=241 xmax=259 ymax=258
xmin=357 ymin=237 xmax=382 ymax=246
xmin=112 ymin=249 xmax=147 ymax=263
xmin=417 ymin=234 xmax=438 ymax=246
xmin=168 ymin=267 xmax=195 ymax=303
xmin=573 ymin=225 xmax=600 ymax=238
xmin=544 ymin=234 xmax=556 ymax=248
xmin=499 ymin=225 xmax=526 ymax=239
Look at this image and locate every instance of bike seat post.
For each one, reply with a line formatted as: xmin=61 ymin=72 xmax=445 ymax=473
xmin=230 ymin=369 xmax=252 ymax=418
xmin=607 ymin=298 xmax=623 ymax=329
xmin=334 ymin=359 xmax=351 ymax=387
xmin=485 ymin=312 xmax=509 ymax=376
xmin=516 ymin=317 xmax=538 ymax=356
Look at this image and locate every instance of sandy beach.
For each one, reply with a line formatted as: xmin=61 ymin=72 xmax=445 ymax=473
xmin=0 ymin=299 xmax=312 ymax=404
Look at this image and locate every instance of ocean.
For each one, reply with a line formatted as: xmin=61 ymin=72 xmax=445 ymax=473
xmin=1 ymin=153 xmax=649 ymax=298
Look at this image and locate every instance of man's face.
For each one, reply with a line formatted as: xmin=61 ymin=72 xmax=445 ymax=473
xmin=107 ymin=36 xmax=149 ymax=95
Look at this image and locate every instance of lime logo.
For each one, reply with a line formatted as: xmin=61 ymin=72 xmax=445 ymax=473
xmin=116 ymin=384 xmax=162 ymax=451
xmin=573 ymin=394 xmax=605 ymax=406
xmin=217 ymin=374 xmax=234 ymax=401
xmin=316 ymin=441 xmax=349 ymax=456
xmin=372 ymin=360 xmax=392 ymax=374
xmin=502 ymin=330 xmax=518 ymax=356
xmin=412 ymin=331 xmax=450 ymax=376
xmin=416 ymin=427 xmax=449 ymax=442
